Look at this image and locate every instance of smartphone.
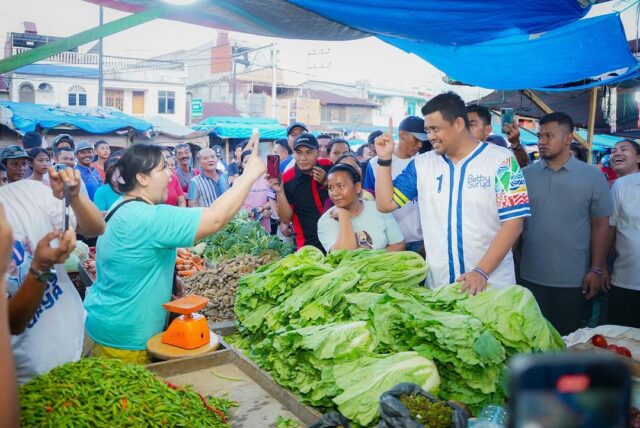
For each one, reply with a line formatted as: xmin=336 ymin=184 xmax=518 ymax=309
xmin=267 ymin=154 xmax=281 ymax=181
xmin=508 ymin=353 xmax=631 ymax=428
xmin=62 ymin=183 xmax=71 ymax=233
xmin=501 ymin=108 xmax=514 ymax=133
xmin=54 ymin=163 xmax=67 ymax=172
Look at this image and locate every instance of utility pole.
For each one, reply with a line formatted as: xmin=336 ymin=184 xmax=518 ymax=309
xmin=271 ymin=44 xmax=277 ymax=120
xmin=231 ymin=44 xmax=237 ymax=111
xmin=98 ymin=6 xmax=104 ymax=107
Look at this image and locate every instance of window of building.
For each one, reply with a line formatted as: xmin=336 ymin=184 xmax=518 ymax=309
xmin=18 ymin=82 xmax=35 ymax=103
xmin=68 ymin=85 xmax=87 ymax=106
xmin=105 ymin=89 xmax=124 ymax=111
xmin=158 ymin=91 xmax=175 ymax=114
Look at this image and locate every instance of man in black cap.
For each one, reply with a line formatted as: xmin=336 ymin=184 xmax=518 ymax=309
xmin=280 ymin=121 xmax=309 ymax=173
xmin=364 ymin=116 xmax=427 ymax=253
xmin=0 ymin=146 xmax=31 ymax=184
xmin=268 ymin=133 xmax=332 ymax=251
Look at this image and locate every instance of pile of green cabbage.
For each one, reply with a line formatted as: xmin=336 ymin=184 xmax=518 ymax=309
xmin=233 ymin=247 xmax=564 ymax=426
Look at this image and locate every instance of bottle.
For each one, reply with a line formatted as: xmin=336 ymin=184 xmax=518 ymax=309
xmin=467 ymin=405 xmax=507 ymax=428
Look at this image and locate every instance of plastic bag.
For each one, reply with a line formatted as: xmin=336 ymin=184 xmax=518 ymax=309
xmin=377 ymin=383 xmax=469 ymax=428
xmin=309 ymin=412 xmax=351 ymax=428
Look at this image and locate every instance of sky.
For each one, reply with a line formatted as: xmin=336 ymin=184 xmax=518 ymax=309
xmin=0 ymin=0 xmax=638 ymax=101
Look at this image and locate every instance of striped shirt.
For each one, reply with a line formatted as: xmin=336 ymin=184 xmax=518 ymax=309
xmin=188 ymin=171 xmax=229 ymax=207
xmin=393 ymin=143 xmax=530 ymax=288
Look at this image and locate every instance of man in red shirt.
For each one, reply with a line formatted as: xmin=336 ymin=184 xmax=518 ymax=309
xmin=269 ymin=133 xmax=332 ymax=251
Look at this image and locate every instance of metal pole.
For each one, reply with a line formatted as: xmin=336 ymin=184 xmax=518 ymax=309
xmin=0 ymin=6 xmax=167 ymax=74
xmin=586 ymin=87 xmax=599 ymax=164
xmin=98 ymin=6 xmax=104 ymax=107
xmin=271 ymin=44 xmax=277 ymax=120
xmin=232 ymin=45 xmax=237 ymax=111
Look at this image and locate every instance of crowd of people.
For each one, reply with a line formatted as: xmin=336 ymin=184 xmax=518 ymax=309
xmin=0 ymin=91 xmax=638 ymax=398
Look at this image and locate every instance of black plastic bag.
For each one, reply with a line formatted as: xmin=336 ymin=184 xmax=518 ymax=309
xmin=309 ymin=412 xmax=351 ymax=428
xmin=377 ymin=383 xmax=469 ymax=428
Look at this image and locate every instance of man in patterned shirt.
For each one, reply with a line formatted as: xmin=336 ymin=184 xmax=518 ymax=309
xmin=375 ymin=92 xmax=530 ymax=294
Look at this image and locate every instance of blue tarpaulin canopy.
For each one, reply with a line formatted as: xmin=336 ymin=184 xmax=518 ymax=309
xmin=0 ymin=102 xmax=152 ymax=134
xmin=88 ymin=0 xmax=635 ymax=90
xmin=380 ymin=13 xmax=636 ymax=90
xmin=192 ymin=117 xmax=287 ymax=139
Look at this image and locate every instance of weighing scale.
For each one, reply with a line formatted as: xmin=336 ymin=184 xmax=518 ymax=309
xmin=146 ymin=295 xmax=220 ymax=360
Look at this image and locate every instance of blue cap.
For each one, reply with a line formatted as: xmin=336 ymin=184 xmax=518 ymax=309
xmin=399 ymin=116 xmax=428 ymax=141
xmin=287 ymin=122 xmax=308 ymax=136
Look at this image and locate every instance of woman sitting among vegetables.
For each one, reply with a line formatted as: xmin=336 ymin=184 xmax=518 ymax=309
xmin=84 ymin=135 xmax=267 ymax=364
xmin=317 ymin=164 xmax=405 ymax=252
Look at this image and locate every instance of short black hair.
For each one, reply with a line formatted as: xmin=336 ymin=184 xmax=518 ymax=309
xmin=317 ymin=134 xmax=332 ymax=140
xmin=27 ymin=147 xmax=50 ymax=160
xmin=356 ymin=145 xmax=367 ymax=157
xmin=466 ymin=105 xmax=492 ymax=126
xmin=539 ymin=112 xmax=574 ymax=133
xmin=421 ymin=91 xmax=469 ymax=128
xmin=94 ymin=140 xmax=109 ymax=150
xmin=55 ymin=146 xmax=74 ymax=156
xmin=275 ymin=139 xmax=292 ymax=155
xmin=104 ymin=155 xmax=121 ymax=187
xmin=327 ymin=138 xmax=351 ymax=155
xmin=239 ymin=150 xmax=252 ymax=172
xmin=115 ymin=144 xmax=165 ymax=193
xmin=615 ymin=139 xmax=640 ymax=155
xmin=570 ymin=142 xmax=587 ymax=162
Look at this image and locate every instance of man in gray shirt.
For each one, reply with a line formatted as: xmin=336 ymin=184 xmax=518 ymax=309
xmin=519 ymin=112 xmax=611 ymax=335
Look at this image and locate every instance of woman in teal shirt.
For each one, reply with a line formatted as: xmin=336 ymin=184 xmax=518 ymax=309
xmin=84 ymin=137 xmax=266 ymax=363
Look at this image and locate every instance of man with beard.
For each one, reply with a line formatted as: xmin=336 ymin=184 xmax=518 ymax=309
xmin=519 ymin=112 xmax=611 ymax=335
xmin=187 ymin=148 xmax=229 ymax=207
xmin=375 ymin=92 xmax=530 ymax=293
xmin=269 ymin=133 xmax=332 ymax=251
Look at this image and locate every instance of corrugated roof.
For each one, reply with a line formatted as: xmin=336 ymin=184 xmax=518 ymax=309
xmin=198 ymin=102 xmax=242 ymax=120
xmin=14 ymin=64 xmax=98 ymax=79
xmin=301 ymin=89 xmax=378 ymax=107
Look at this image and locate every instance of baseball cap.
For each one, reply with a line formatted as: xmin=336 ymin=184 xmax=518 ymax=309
xmin=367 ymin=130 xmax=383 ymax=146
xmin=0 ymin=145 xmax=31 ymax=162
xmin=293 ymin=133 xmax=319 ymax=150
xmin=287 ymin=121 xmax=308 ymax=136
xmin=399 ymin=116 xmax=428 ymax=141
xmin=21 ymin=131 xmax=43 ymax=150
xmin=75 ymin=140 xmax=94 ymax=153
xmin=53 ymin=134 xmax=75 ymax=151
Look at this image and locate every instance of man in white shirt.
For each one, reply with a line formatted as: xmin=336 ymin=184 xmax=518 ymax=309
xmin=364 ymin=116 xmax=427 ymax=252
xmin=0 ymin=167 xmax=104 ymax=383
xmin=607 ymin=171 xmax=640 ymax=327
xmin=375 ymin=92 xmax=530 ymax=293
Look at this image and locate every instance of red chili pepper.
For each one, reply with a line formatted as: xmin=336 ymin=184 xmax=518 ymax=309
xmin=45 ymin=405 xmax=53 ymax=413
xmin=197 ymin=392 xmax=227 ymax=422
xmin=121 ymin=398 xmax=128 ymax=411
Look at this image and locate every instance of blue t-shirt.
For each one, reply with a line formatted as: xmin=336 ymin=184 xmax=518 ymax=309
xmin=93 ymin=184 xmax=121 ymax=212
xmin=84 ymin=200 xmax=203 ymax=350
xmin=76 ymin=164 xmax=102 ymax=201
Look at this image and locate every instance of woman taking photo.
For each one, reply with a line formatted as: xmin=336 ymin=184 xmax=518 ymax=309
xmin=239 ymin=149 xmax=271 ymax=232
xmin=317 ymin=164 xmax=404 ymax=253
xmin=84 ymin=136 xmax=266 ymax=363
xmin=27 ymin=148 xmax=51 ymax=186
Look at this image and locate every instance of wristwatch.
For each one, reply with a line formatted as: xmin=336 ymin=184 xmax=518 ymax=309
xmin=29 ymin=266 xmax=55 ymax=283
xmin=377 ymin=158 xmax=392 ymax=167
